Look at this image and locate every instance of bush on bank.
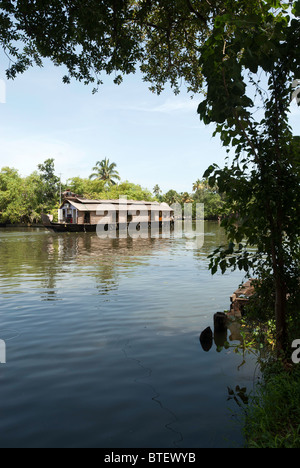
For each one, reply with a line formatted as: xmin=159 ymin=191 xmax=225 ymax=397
xmin=244 ymin=361 xmax=300 ymax=448
xmin=241 ymin=284 xmax=300 ymax=449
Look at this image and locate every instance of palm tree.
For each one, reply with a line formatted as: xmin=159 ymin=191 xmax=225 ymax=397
xmin=153 ymin=184 xmax=162 ymax=197
xmin=193 ymin=178 xmax=211 ymax=193
xmin=181 ymin=192 xmax=194 ymax=204
xmin=89 ymin=158 xmax=121 ymax=186
xmin=192 ymin=179 xmax=202 ymax=193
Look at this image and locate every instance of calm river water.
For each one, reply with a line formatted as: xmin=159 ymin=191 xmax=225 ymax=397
xmin=0 ymin=223 xmax=257 ymax=448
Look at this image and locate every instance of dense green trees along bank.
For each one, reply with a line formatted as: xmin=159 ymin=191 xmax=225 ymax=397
xmin=0 ymin=158 xmax=225 ymax=224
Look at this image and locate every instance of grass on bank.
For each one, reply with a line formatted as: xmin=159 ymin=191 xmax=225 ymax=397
xmin=238 ymin=286 xmax=300 ymax=448
xmin=244 ymin=360 xmax=300 ymax=448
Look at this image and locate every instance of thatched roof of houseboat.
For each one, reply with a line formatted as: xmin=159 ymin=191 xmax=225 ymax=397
xmin=60 ymin=197 xmax=173 ymax=212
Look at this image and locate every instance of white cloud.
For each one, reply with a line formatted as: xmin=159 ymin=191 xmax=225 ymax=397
xmin=150 ymin=98 xmax=198 ymax=114
xmin=118 ymin=97 xmax=199 ymax=115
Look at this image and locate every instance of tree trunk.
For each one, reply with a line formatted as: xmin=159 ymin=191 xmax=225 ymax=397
xmin=271 ymin=234 xmax=288 ymax=355
xmin=274 ymin=273 xmax=288 ymax=355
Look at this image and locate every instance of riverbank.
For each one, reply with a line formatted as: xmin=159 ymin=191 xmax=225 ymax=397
xmin=244 ymin=359 xmax=300 ymax=448
xmin=235 ymin=303 xmax=300 ymax=448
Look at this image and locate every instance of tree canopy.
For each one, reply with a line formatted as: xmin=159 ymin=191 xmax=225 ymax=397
xmin=0 ymin=0 xmax=261 ymax=94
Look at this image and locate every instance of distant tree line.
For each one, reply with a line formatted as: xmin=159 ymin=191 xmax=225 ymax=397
xmin=0 ymin=159 xmax=61 ymax=224
xmin=0 ymin=158 xmax=153 ymax=224
xmin=0 ymin=158 xmax=225 ymax=225
xmin=155 ymin=179 xmax=225 ymax=220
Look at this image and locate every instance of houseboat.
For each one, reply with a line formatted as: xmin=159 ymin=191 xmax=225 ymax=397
xmin=42 ymin=194 xmax=174 ymax=233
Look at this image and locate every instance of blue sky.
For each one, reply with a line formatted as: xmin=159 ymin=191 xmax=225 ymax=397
xmin=0 ymin=53 xmax=300 ymax=194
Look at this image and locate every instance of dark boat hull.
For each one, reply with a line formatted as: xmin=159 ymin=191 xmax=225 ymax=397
xmin=41 ymin=214 xmax=96 ymax=233
xmin=45 ymin=223 xmax=98 ymax=233
xmin=43 ymin=221 xmax=173 ymax=234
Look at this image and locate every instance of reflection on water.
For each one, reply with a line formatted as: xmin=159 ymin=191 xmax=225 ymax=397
xmin=200 ymin=319 xmax=244 ymax=354
xmin=0 ymin=231 xmax=172 ymax=300
xmin=0 ymin=223 xmax=257 ymax=448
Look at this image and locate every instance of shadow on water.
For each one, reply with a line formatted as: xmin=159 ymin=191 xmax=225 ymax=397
xmin=199 ymin=311 xmax=261 ymax=436
xmin=200 ymin=313 xmax=244 ymax=355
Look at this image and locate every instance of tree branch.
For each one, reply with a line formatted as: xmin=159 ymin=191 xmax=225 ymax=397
xmin=221 ymin=66 xmax=259 ymax=164
xmin=145 ymin=22 xmax=168 ymax=32
xmin=185 ymin=0 xmax=207 ymax=25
